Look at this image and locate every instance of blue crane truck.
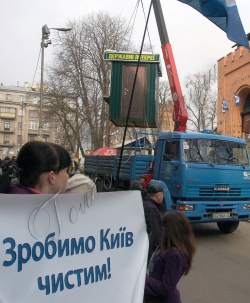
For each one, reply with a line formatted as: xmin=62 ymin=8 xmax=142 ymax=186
xmin=85 ymin=0 xmax=250 ymax=233
xmin=84 ymin=130 xmax=250 ymax=233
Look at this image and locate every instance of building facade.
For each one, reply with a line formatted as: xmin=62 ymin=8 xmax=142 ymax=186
xmin=0 ymin=83 xmax=55 ymax=159
xmin=217 ymin=46 xmax=250 ymax=139
xmin=158 ymin=101 xmax=174 ymax=132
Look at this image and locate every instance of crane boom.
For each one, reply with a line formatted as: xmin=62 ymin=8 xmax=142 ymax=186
xmin=152 ymin=0 xmax=188 ymax=131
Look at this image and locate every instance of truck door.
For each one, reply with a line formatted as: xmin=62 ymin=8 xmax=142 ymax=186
xmin=160 ymin=139 xmax=180 ymax=195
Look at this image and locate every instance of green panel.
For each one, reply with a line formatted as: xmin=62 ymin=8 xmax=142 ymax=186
xmin=109 ymin=62 xmax=123 ymax=120
xmin=146 ymin=64 xmax=157 ymax=123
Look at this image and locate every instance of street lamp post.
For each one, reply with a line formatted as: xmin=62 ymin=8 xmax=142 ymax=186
xmin=38 ymin=24 xmax=72 ymax=138
xmin=20 ymin=99 xmax=26 ymax=148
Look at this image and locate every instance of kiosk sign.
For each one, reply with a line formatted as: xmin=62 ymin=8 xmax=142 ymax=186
xmin=104 ymin=51 xmax=160 ymax=62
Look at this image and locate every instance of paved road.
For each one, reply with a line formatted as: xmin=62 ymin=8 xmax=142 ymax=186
xmin=178 ymin=221 xmax=250 ymax=303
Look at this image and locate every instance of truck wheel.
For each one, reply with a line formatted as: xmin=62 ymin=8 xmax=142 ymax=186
xmin=95 ymin=177 xmax=103 ymax=192
xmin=217 ymin=221 xmax=239 ymax=233
xmin=103 ymin=176 xmax=112 ymax=191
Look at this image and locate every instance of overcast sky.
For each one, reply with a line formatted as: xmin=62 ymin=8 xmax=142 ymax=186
xmin=1 ymin=0 xmax=249 ymax=90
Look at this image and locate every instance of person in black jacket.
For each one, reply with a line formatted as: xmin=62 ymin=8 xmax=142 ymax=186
xmin=143 ymin=184 xmax=165 ymax=264
xmin=7 ymin=155 xmax=16 ymax=167
xmin=1 ymin=156 xmax=10 ymax=173
xmin=129 ymin=174 xmax=147 ymax=198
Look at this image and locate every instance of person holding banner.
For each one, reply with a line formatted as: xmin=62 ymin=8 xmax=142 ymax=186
xmin=0 ymin=141 xmax=71 ymax=194
xmin=144 ymin=211 xmax=196 ymax=303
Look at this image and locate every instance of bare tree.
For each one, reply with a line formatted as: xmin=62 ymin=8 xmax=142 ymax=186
xmin=185 ymin=74 xmax=217 ymax=131
xmin=42 ymin=79 xmax=86 ymax=155
xmin=44 ymin=12 xmax=132 ymax=152
xmin=157 ymin=80 xmax=173 ymax=133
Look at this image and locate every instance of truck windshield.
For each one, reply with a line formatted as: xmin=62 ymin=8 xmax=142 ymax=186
xmin=183 ymin=139 xmax=250 ymax=165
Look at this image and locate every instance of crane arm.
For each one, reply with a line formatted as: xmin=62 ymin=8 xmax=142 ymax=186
xmin=152 ymin=0 xmax=188 ymax=131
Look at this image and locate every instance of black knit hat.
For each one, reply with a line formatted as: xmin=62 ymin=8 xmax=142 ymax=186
xmin=147 ymin=184 xmax=164 ymax=193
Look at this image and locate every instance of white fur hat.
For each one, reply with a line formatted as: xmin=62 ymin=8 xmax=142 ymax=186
xmin=65 ymin=174 xmax=96 ymax=194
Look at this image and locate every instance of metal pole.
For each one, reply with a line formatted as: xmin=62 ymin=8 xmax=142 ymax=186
xmin=115 ymin=1 xmax=153 ymax=190
xmin=37 ymin=25 xmax=71 ymax=138
xmin=38 ymin=26 xmax=45 ymax=137
xmin=20 ymin=101 xmax=23 ymax=147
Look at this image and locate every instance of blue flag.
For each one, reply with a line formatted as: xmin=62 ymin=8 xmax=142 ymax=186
xmin=234 ymin=92 xmax=241 ymax=106
xmin=178 ymin=0 xmax=250 ymax=50
xmin=222 ymin=98 xmax=229 ymax=114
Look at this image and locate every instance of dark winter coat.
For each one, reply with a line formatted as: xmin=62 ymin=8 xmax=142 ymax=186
xmin=7 ymin=158 xmax=16 ymax=167
xmin=1 ymin=157 xmax=10 ymax=173
xmin=144 ymin=248 xmax=187 ymax=303
xmin=8 ymin=184 xmax=38 ymax=194
xmin=143 ymin=197 xmax=165 ymax=261
xmin=129 ymin=179 xmax=147 ymax=198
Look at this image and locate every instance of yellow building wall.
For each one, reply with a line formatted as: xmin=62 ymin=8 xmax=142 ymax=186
xmin=217 ymin=46 xmax=250 ymax=138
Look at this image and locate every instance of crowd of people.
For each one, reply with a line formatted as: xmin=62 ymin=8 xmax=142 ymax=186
xmin=130 ymin=176 xmax=196 ymax=303
xmin=0 ymin=141 xmax=196 ymax=302
xmin=0 ymin=155 xmax=16 ymax=175
xmin=0 ymin=141 xmax=96 ymax=194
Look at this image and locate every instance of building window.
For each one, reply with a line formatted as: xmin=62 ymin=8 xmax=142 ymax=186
xmin=19 ymin=95 xmax=25 ymax=103
xmin=55 ymin=125 xmax=60 ymax=132
xmin=18 ymin=122 xmax=23 ymax=129
xmin=28 ymin=96 xmax=38 ymax=104
xmin=29 ymin=110 xmax=39 ymax=118
xmin=17 ymin=135 xmax=23 ymax=143
xmin=4 ymin=121 xmax=10 ymax=130
xmin=5 ymin=94 xmax=12 ymax=101
xmin=18 ymin=108 xmax=24 ymax=116
xmin=43 ymin=99 xmax=50 ymax=106
xmin=4 ymin=134 xmax=10 ymax=144
xmin=1 ymin=107 xmax=15 ymax=113
xmin=28 ymin=135 xmax=36 ymax=141
xmin=43 ymin=122 xmax=50 ymax=130
xmin=29 ymin=120 xmax=38 ymax=130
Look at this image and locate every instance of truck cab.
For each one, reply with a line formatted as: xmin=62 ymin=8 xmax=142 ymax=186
xmin=152 ymin=130 xmax=250 ymax=232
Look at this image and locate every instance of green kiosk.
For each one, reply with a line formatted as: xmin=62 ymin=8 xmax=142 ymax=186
xmin=103 ymin=50 xmax=162 ymax=128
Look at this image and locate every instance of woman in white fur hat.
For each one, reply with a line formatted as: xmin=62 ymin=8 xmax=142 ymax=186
xmin=64 ymin=173 xmax=96 ymax=194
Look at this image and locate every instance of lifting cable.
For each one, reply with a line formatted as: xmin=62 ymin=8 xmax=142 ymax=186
xmin=115 ymin=0 xmax=153 ymax=190
xmin=125 ymin=0 xmax=140 ymax=49
xmin=140 ymin=0 xmax=154 ymax=53
xmin=23 ymin=48 xmax=42 ymax=103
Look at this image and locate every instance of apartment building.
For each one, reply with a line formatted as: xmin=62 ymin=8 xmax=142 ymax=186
xmin=0 ymin=83 xmax=55 ymax=159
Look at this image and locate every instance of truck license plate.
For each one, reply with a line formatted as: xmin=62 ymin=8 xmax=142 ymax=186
xmin=212 ymin=213 xmax=230 ymax=219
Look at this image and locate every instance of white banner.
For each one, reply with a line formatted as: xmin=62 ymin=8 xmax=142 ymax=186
xmin=0 ymin=191 xmax=148 ymax=303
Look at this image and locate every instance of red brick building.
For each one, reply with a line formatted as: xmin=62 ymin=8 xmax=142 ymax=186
xmin=217 ymin=46 xmax=250 ymax=139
